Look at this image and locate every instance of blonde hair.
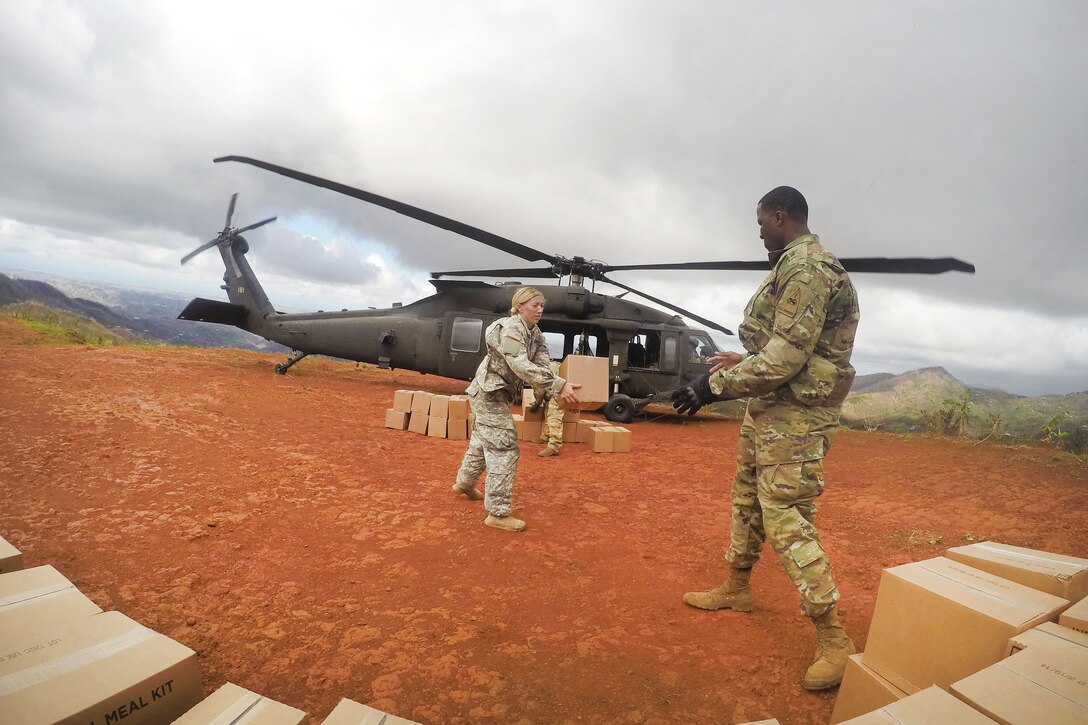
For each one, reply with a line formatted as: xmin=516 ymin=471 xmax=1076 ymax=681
xmin=510 ymin=287 xmax=545 ymax=316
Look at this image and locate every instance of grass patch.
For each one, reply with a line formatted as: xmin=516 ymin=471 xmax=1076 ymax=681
xmin=0 ymin=302 xmax=149 ymax=347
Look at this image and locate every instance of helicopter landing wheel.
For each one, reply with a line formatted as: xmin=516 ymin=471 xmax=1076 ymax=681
xmin=604 ymin=394 xmax=637 ymax=424
xmin=274 ymin=363 xmax=288 ymax=375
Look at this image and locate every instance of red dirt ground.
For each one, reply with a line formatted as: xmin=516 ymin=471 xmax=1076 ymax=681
xmin=2 ymin=317 xmax=1086 ymax=724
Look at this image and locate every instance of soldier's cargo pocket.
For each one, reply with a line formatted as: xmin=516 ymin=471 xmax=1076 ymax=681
xmin=761 ymin=462 xmax=823 ymax=504
xmin=789 ymin=540 xmax=825 ymax=569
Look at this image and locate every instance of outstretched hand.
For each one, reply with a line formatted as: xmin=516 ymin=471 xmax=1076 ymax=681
xmin=559 ymin=382 xmax=581 ymax=406
xmin=670 ymin=374 xmax=715 ymax=416
xmin=708 ymin=351 xmax=744 ymax=374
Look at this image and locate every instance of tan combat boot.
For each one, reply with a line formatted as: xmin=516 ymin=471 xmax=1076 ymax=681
xmin=803 ymin=608 xmax=856 ymax=690
xmin=452 ymin=483 xmax=484 ymax=501
xmin=538 ymin=446 xmax=559 ymax=457
xmin=530 ymin=436 xmax=549 ymax=444
xmin=484 ymin=514 xmax=526 ymax=532
xmin=682 ymin=567 xmax=753 ymax=612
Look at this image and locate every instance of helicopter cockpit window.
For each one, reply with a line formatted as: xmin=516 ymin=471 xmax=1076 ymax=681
xmin=687 ymin=332 xmax=719 ymax=363
xmin=450 ymin=317 xmax=483 ymax=353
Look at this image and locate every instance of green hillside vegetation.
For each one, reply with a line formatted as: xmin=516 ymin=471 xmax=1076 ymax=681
xmin=841 ymin=367 xmax=1088 ymax=455
xmin=1 ymin=302 xmax=154 ymax=347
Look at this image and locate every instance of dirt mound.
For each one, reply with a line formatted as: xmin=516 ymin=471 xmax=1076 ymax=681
xmin=2 ymin=321 xmax=1085 ymax=724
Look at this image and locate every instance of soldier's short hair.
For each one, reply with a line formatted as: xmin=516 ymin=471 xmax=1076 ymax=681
xmin=758 ymin=186 xmax=808 ymax=222
xmin=510 ymin=287 xmax=545 ymax=315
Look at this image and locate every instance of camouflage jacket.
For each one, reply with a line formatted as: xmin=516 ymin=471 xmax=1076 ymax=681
xmin=467 ymin=314 xmax=566 ymax=428
xmin=710 ymin=234 xmax=860 ymax=408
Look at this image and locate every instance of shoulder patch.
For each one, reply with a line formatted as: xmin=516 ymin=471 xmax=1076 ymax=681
xmin=778 ymin=288 xmax=801 ymax=318
xmin=504 ymin=328 xmax=523 ymax=342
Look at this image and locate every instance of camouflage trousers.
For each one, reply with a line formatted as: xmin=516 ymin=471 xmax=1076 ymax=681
xmin=725 ymin=397 xmax=843 ymax=619
xmin=540 ymin=398 xmax=564 ymax=450
xmin=455 ymin=421 xmax=520 ymax=517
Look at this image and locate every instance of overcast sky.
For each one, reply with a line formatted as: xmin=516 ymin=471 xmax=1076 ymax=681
xmin=2 ymin=1 xmax=1086 ymax=395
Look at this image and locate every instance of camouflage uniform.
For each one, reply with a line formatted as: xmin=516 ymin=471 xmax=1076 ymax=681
xmin=535 ymin=361 xmax=565 ymax=451
xmin=709 ymin=234 xmax=859 ymax=619
xmin=455 ymin=314 xmax=566 ymax=516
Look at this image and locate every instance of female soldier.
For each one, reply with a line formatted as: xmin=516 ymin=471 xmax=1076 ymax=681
xmin=452 ymin=287 xmax=580 ymax=531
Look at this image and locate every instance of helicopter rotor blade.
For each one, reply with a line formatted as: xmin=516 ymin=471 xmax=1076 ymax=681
xmin=603 ymin=260 xmax=771 ymax=273
xmin=598 ymin=274 xmax=733 ymax=336
xmin=214 ymin=156 xmax=559 ymax=266
xmin=180 ymin=236 xmax=223 ymax=266
xmin=431 ymin=267 xmax=560 ymax=279
xmin=235 ymin=216 xmax=278 ymax=235
xmin=837 ymin=257 xmax=975 ymax=274
xmin=603 ymin=256 xmax=975 ymax=275
xmin=224 ymin=193 xmax=238 ymax=228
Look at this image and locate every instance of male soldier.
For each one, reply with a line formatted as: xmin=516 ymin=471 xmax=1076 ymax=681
xmin=531 ymin=361 xmax=565 ymax=457
xmin=672 ymin=186 xmax=859 ymax=690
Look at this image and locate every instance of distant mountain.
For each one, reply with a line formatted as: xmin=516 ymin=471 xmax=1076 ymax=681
xmin=0 ymin=272 xmax=286 ymax=353
xmin=842 ymin=365 xmax=1088 ymax=449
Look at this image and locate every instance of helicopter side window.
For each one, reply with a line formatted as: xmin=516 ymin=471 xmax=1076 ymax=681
xmin=450 ymin=317 xmax=483 ymax=353
xmin=629 ymin=331 xmax=662 ymax=369
xmin=687 ymin=332 xmax=719 ymax=363
xmin=662 ymin=335 xmax=679 ymax=371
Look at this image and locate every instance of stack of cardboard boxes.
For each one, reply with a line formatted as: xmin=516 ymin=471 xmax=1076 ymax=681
xmin=385 ymin=390 xmax=472 ymax=441
xmin=0 ymin=534 xmax=204 ymax=723
xmin=830 ymin=542 xmax=1088 ymax=724
xmin=0 ymin=533 xmax=423 ymax=724
xmin=382 ymin=354 xmax=633 ymax=452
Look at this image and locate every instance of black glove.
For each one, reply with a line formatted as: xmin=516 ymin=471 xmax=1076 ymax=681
xmin=671 ymin=374 xmax=715 ymax=416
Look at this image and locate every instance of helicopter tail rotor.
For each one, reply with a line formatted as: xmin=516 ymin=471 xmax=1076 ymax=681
xmin=181 ymin=193 xmax=277 ymax=265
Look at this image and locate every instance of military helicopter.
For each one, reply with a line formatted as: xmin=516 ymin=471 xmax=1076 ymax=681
xmin=179 ymin=156 xmax=975 ymax=423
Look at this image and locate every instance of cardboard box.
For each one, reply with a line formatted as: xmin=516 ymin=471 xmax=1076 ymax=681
xmin=384 ymin=409 xmax=410 ymax=431
xmin=1060 ymin=595 xmax=1088 ymax=635
xmin=407 ymin=411 xmax=429 ymax=435
xmin=951 ymin=644 xmax=1088 ymax=724
xmin=1006 ymin=621 xmax=1088 ymax=657
xmin=735 ymin=721 xmax=781 ymax=725
xmin=0 ymin=565 xmax=103 ymax=648
xmin=609 ymin=426 xmax=631 ymax=452
xmin=427 ymin=416 xmax=447 ymax=438
xmin=946 ymin=541 xmax=1088 ymax=602
xmin=429 ymin=394 xmax=450 ymax=418
xmin=0 ymin=610 xmax=202 ymax=724
xmin=410 ymin=391 xmax=433 ymax=415
xmin=575 ymin=419 xmax=607 ymax=443
xmin=448 ymin=395 xmax=470 ymax=420
xmin=558 ymin=355 xmax=609 ymax=411
xmin=447 ymin=418 xmax=469 ymax=441
xmin=392 ymin=389 xmax=414 ymax=413
xmin=562 ymin=421 xmax=579 ymax=441
xmin=562 ymin=409 xmax=581 ymax=423
xmin=589 ymin=426 xmax=614 ymax=453
xmin=322 ymin=697 xmax=421 ymax=724
xmin=864 ymin=557 xmax=1069 ymax=693
xmin=838 ymin=685 xmax=998 ymax=724
xmin=0 ymin=534 xmax=22 ymax=574
xmin=520 ymin=389 xmax=544 ymax=422
xmin=514 ymin=418 xmax=542 ymax=441
xmin=830 ymin=653 xmax=909 ymax=724
xmin=175 ymin=682 xmax=309 ymax=724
